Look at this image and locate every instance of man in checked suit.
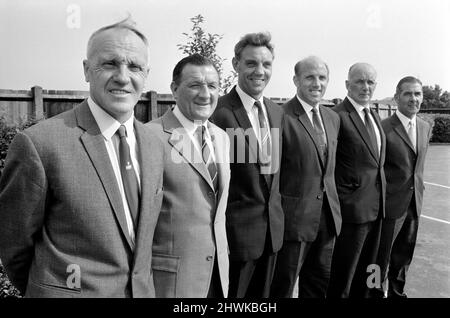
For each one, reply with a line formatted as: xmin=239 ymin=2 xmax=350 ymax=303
xmin=375 ymin=76 xmax=431 ymax=298
xmin=147 ymin=54 xmax=230 ymax=298
xmin=327 ymin=63 xmax=387 ymax=298
xmin=0 ymin=18 xmax=164 ymax=297
xmin=270 ymin=56 xmax=342 ymax=298
xmin=211 ymin=32 xmax=284 ymax=298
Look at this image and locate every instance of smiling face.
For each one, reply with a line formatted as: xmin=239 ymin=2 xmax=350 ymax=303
xmin=395 ymin=81 xmax=423 ymax=119
xmin=346 ymin=63 xmax=377 ymax=106
xmin=294 ymin=57 xmax=329 ymax=106
xmin=171 ymin=63 xmax=220 ymax=123
xmin=83 ymin=28 xmax=149 ymax=122
xmin=233 ymin=45 xmax=273 ymax=100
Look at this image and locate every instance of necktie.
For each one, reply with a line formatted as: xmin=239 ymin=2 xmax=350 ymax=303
xmin=363 ymin=108 xmax=379 ymax=158
xmin=407 ymin=120 xmax=416 ymax=152
xmin=254 ymin=100 xmax=271 ymax=165
xmin=117 ymin=125 xmax=140 ymax=229
xmin=197 ymin=125 xmax=219 ymax=194
xmin=311 ymin=107 xmax=328 ymax=162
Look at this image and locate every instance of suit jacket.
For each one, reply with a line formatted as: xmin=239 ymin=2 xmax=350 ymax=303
xmin=146 ymin=109 xmax=230 ymax=298
xmin=211 ymin=86 xmax=284 ymax=261
xmin=332 ymin=97 xmax=386 ymax=223
xmin=0 ymin=101 xmax=164 ymax=297
xmin=281 ymin=97 xmax=342 ymax=241
xmin=381 ymin=114 xmax=431 ymax=219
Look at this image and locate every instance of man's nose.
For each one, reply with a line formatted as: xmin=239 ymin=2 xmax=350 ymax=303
xmin=113 ymin=65 xmax=131 ymax=84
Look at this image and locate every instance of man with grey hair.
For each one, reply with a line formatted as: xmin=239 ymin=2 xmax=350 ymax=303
xmin=327 ymin=63 xmax=386 ymax=298
xmin=0 ymin=18 xmax=164 ymax=297
xmin=211 ymin=32 xmax=284 ymax=298
xmin=270 ymin=56 xmax=342 ymax=298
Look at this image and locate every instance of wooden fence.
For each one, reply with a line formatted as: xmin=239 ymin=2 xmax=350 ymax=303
xmin=0 ymin=86 xmax=398 ymax=125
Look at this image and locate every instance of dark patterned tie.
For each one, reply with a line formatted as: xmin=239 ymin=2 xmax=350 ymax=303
xmin=117 ymin=125 xmax=140 ymax=229
xmin=311 ymin=107 xmax=327 ymax=162
xmin=363 ymin=108 xmax=379 ymax=158
xmin=254 ymin=100 xmax=271 ymax=166
xmin=197 ymin=125 xmax=219 ymax=194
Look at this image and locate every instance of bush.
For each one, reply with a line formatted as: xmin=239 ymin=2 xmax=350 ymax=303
xmin=1 ymin=117 xmax=40 ymax=298
xmin=431 ymin=116 xmax=450 ymax=143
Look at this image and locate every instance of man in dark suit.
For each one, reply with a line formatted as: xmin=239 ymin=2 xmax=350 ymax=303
xmin=147 ymin=54 xmax=230 ymax=298
xmin=211 ymin=32 xmax=284 ymax=298
xmin=376 ymin=76 xmax=431 ymax=298
xmin=270 ymin=56 xmax=341 ymax=298
xmin=0 ymin=18 xmax=164 ymax=297
xmin=327 ymin=63 xmax=386 ymax=298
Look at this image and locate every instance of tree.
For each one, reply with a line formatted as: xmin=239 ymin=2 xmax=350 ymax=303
xmin=422 ymin=85 xmax=450 ymax=109
xmin=177 ymin=14 xmax=236 ymax=93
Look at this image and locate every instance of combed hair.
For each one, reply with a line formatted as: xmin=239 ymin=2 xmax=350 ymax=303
xmin=86 ymin=16 xmax=148 ymax=58
xmin=294 ymin=56 xmax=330 ymax=76
xmin=172 ymin=53 xmax=219 ymax=85
xmin=234 ymin=32 xmax=274 ymax=59
xmin=396 ymin=76 xmax=423 ymax=95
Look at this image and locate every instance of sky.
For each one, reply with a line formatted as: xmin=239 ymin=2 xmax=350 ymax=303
xmin=0 ymin=0 xmax=449 ymax=101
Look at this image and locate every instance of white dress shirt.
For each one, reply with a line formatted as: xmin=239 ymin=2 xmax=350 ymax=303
xmin=172 ymin=105 xmax=216 ymax=162
xmin=87 ymin=97 xmax=140 ymax=247
xmin=236 ymin=84 xmax=271 ymax=145
xmin=347 ymin=96 xmax=382 ymax=154
xmin=396 ymin=110 xmax=417 ymax=150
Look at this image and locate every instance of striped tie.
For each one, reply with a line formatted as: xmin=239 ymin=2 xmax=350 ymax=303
xmin=197 ymin=125 xmax=219 ymax=194
xmin=363 ymin=108 xmax=379 ymax=158
xmin=254 ymin=100 xmax=271 ymax=165
xmin=311 ymin=107 xmax=328 ymax=162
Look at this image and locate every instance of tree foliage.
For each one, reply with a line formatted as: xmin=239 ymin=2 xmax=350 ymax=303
xmin=177 ymin=14 xmax=236 ymax=93
xmin=422 ymin=85 xmax=450 ymax=109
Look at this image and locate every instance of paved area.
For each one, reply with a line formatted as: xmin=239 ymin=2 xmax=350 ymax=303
xmin=406 ymin=145 xmax=450 ymax=297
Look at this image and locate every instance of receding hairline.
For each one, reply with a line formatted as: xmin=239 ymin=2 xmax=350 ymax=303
xmin=294 ymin=56 xmax=329 ymax=76
xmin=86 ymin=18 xmax=149 ymax=59
xmin=347 ymin=62 xmax=377 ymax=80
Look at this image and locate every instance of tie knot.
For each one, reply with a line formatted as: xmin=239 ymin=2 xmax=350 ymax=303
xmin=196 ymin=125 xmax=207 ymax=142
xmin=254 ymin=100 xmax=263 ymax=111
xmin=118 ymin=125 xmax=127 ymax=138
xmin=311 ymin=107 xmax=319 ymax=114
xmin=363 ymin=107 xmax=370 ymax=115
xmin=409 ymin=120 xmax=414 ymax=127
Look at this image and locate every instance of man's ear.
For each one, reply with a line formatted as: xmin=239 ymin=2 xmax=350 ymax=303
xmin=83 ymin=60 xmax=90 ymax=83
xmin=345 ymin=80 xmax=349 ymax=91
xmin=293 ymin=75 xmax=299 ymax=88
xmin=232 ymin=57 xmax=239 ymax=72
xmin=170 ymin=81 xmax=178 ymax=99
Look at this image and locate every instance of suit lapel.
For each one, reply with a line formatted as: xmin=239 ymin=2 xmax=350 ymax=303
xmin=344 ymin=99 xmax=379 ymax=163
xmin=75 ymin=102 xmax=134 ymax=251
xmin=293 ymin=99 xmax=325 ymax=168
xmin=416 ymin=118 xmax=429 ymax=159
xmin=321 ymin=106 xmax=337 ymax=169
xmin=163 ymin=110 xmax=215 ymax=191
xmin=392 ymin=114 xmax=416 ymax=154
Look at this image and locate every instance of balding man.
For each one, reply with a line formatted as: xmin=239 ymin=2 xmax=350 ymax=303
xmin=327 ymin=63 xmax=386 ymax=298
xmin=0 ymin=18 xmax=164 ymax=297
xmin=270 ymin=56 xmax=341 ymax=298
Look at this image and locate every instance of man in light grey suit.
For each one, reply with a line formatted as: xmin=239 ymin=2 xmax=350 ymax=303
xmin=0 ymin=18 xmax=164 ymax=297
xmin=147 ymin=54 xmax=230 ymax=298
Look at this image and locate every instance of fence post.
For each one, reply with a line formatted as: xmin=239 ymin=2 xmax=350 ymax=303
xmin=31 ymin=86 xmax=44 ymax=120
xmin=147 ymin=90 xmax=158 ymax=122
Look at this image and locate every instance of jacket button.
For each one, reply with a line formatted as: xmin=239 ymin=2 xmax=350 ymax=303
xmin=410 ymin=186 xmax=414 ymax=190
xmin=208 ymin=192 xmax=214 ymax=197
xmin=206 ymin=255 xmax=213 ymax=261
xmin=316 ymin=195 xmax=322 ymax=200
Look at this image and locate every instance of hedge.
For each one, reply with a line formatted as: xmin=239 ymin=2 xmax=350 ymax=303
xmin=430 ymin=116 xmax=450 ymax=143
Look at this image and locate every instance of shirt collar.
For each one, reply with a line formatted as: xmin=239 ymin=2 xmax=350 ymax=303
xmin=172 ymin=105 xmax=211 ymax=139
xmin=87 ymin=97 xmax=135 ymax=140
xmin=347 ymin=95 xmax=370 ymax=113
xmin=395 ymin=110 xmax=416 ymax=128
xmin=296 ymin=95 xmax=319 ymax=113
xmin=236 ymin=84 xmax=264 ymax=114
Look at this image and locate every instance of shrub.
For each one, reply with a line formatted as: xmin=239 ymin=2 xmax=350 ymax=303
xmin=431 ymin=116 xmax=450 ymax=143
xmin=1 ymin=117 xmax=40 ymax=298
